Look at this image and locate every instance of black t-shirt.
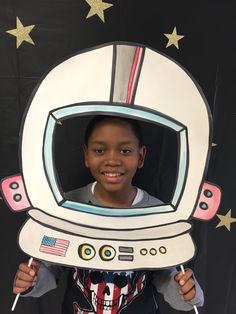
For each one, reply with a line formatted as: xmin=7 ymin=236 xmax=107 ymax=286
xmin=62 ymin=268 xmax=160 ymax=314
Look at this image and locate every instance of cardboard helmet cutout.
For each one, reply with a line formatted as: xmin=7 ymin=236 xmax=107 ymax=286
xmin=1 ymin=42 xmax=221 ymax=270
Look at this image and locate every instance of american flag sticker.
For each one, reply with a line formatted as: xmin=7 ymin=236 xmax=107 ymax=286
xmin=39 ymin=235 xmax=69 ymax=257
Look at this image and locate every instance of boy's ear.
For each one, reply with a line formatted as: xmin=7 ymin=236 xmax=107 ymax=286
xmin=83 ymin=144 xmax=89 ymax=168
xmin=138 ymin=145 xmax=146 ymax=169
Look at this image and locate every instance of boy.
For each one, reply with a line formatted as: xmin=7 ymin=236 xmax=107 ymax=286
xmin=13 ymin=116 xmax=203 ymax=313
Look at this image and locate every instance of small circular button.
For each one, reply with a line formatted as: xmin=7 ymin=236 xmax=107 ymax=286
xmin=13 ymin=194 xmax=22 ymax=202
xmin=105 ymin=250 xmax=111 ymax=257
xmin=10 ymin=182 xmax=19 ymax=189
xmin=204 ymin=189 xmax=213 ymax=198
xmin=78 ymin=244 xmax=96 ymax=260
xmin=140 ymin=248 xmax=148 ymax=256
xmin=200 ymin=202 xmax=208 ymax=210
xmin=150 ymin=248 xmax=157 ymax=256
xmin=99 ymin=245 xmax=116 ymax=261
xmin=85 ymin=248 xmax=92 ymax=255
xmin=159 ymin=246 xmax=167 ymax=254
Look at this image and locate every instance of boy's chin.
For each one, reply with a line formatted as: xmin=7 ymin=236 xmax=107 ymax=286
xmin=97 ymin=181 xmax=130 ymax=194
xmin=100 ymin=183 xmax=124 ymax=193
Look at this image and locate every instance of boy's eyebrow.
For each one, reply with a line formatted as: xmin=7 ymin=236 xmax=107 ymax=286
xmin=89 ymin=140 xmax=106 ymax=145
xmin=118 ymin=141 xmax=134 ymax=146
xmin=89 ymin=140 xmax=134 ymax=145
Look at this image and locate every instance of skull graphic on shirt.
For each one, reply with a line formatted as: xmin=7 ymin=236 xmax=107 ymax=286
xmin=73 ymin=269 xmax=146 ymax=313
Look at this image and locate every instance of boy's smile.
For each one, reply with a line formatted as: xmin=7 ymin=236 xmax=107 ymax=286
xmin=84 ymin=118 xmax=146 ymax=207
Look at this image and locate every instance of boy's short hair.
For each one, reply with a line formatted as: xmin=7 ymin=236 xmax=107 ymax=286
xmin=84 ymin=115 xmax=143 ymax=147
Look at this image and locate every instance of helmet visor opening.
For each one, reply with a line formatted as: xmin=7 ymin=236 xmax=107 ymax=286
xmin=43 ymin=103 xmax=187 ymax=216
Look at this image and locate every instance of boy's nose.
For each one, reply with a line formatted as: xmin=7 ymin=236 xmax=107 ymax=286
xmin=104 ymin=151 xmax=121 ymax=166
xmin=105 ymin=159 xmax=121 ymax=166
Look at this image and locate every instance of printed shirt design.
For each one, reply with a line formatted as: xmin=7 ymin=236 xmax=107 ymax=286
xmin=73 ymin=269 xmax=147 ymax=314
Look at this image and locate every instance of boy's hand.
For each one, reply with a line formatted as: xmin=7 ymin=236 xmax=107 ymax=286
xmin=174 ymin=268 xmax=196 ymax=301
xmin=13 ymin=260 xmax=41 ymax=294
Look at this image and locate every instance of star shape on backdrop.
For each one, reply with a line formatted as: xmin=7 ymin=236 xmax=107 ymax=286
xmin=85 ymin=0 xmax=113 ymax=23
xmin=164 ymin=26 xmax=184 ymax=49
xmin=6 ymin=17 xmax=35 ymax=48
xmin=216 ymin=209 xmax=236 ymax=231
xmin=212 ymin=143 xmax=218 ymax=147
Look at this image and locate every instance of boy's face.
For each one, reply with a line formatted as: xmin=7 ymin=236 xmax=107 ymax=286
xmin=84 ymin=118 xmax=146 ymax=195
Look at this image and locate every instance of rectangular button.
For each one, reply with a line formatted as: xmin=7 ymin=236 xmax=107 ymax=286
xmin=118 ymin=255 xmax=134 ymax=261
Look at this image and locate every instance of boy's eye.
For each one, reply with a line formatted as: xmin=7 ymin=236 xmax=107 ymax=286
xmin=120 ymin=149 xmax=132 ymax=154
xmin=94 ymin=149 xmax=104 ymax=155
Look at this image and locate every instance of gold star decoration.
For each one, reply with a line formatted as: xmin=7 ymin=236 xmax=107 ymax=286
xmin=6 ymin=17 xmax=35 ymax=48
xmin=216 ymin=209 xmax=236 ymax=231
xmin=85 ymin=0 xmax=113 ymax=23
xmin=164 ymin=26 xmax=184 ymax=49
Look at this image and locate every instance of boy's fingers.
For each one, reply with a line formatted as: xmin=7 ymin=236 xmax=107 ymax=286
xmin=13 ymin=276 xmax=36 ymax=294
xmin=19 ymin=263 xmax=37 ymax=277
xmin=13 ymin=274 xmax=37 ymax=293
xmin=19 ymin=263 xmax=33 ymax=273
xmin=174 ymin=269 xmax=197 ymax=301
xmin=13 ymin=261 xmax=40 ymax=295
xmin=175 ymin=269 xmax=193 ymax=286
xmin=16 ymin=270 xmax=35 ymax=282
xmin=13 ymin=286 xmax=29 ymax=294
xmin=179 ymin=277 xmax=195 ymax=294
xmin=14 ymin=277 xmax=34 ymax=288
xmin=181 ymin=287 xmax=196 ymax=301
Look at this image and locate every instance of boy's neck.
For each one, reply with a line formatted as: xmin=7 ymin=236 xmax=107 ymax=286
xmin=93 ymin=183 xmax=137 ymax=208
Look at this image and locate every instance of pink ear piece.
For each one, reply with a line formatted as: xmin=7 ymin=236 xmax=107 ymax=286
xmin=193 ymin=181 xmax=221 ymax=220
xmin=0 ymin=175 xmax=31 ymax=212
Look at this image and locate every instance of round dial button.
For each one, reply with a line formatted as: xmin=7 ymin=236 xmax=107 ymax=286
xmin=140 ymin=248 xmax=148 ymax=256
xmin=78 ymin=244 xmax=96 ymax=260
xmin=10 ymin=182 xmax=19 ymax=189
xmin=204 ymin=189 xmax=213 ymax=198
xmin=99 ymin=245 xmax=116 ymax=261
xmin=150 ymin=248 xmax=157 ymax=255
xmin=159 ymin=246 xmax=167 ymax=254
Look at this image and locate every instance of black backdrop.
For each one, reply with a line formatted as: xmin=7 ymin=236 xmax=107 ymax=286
xmin=1 ymin=1 xmax=236 ymax=313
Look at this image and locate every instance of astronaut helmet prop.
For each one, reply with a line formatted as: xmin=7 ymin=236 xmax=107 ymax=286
xmin=1 ymin=42 xmax=221 ymax=271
